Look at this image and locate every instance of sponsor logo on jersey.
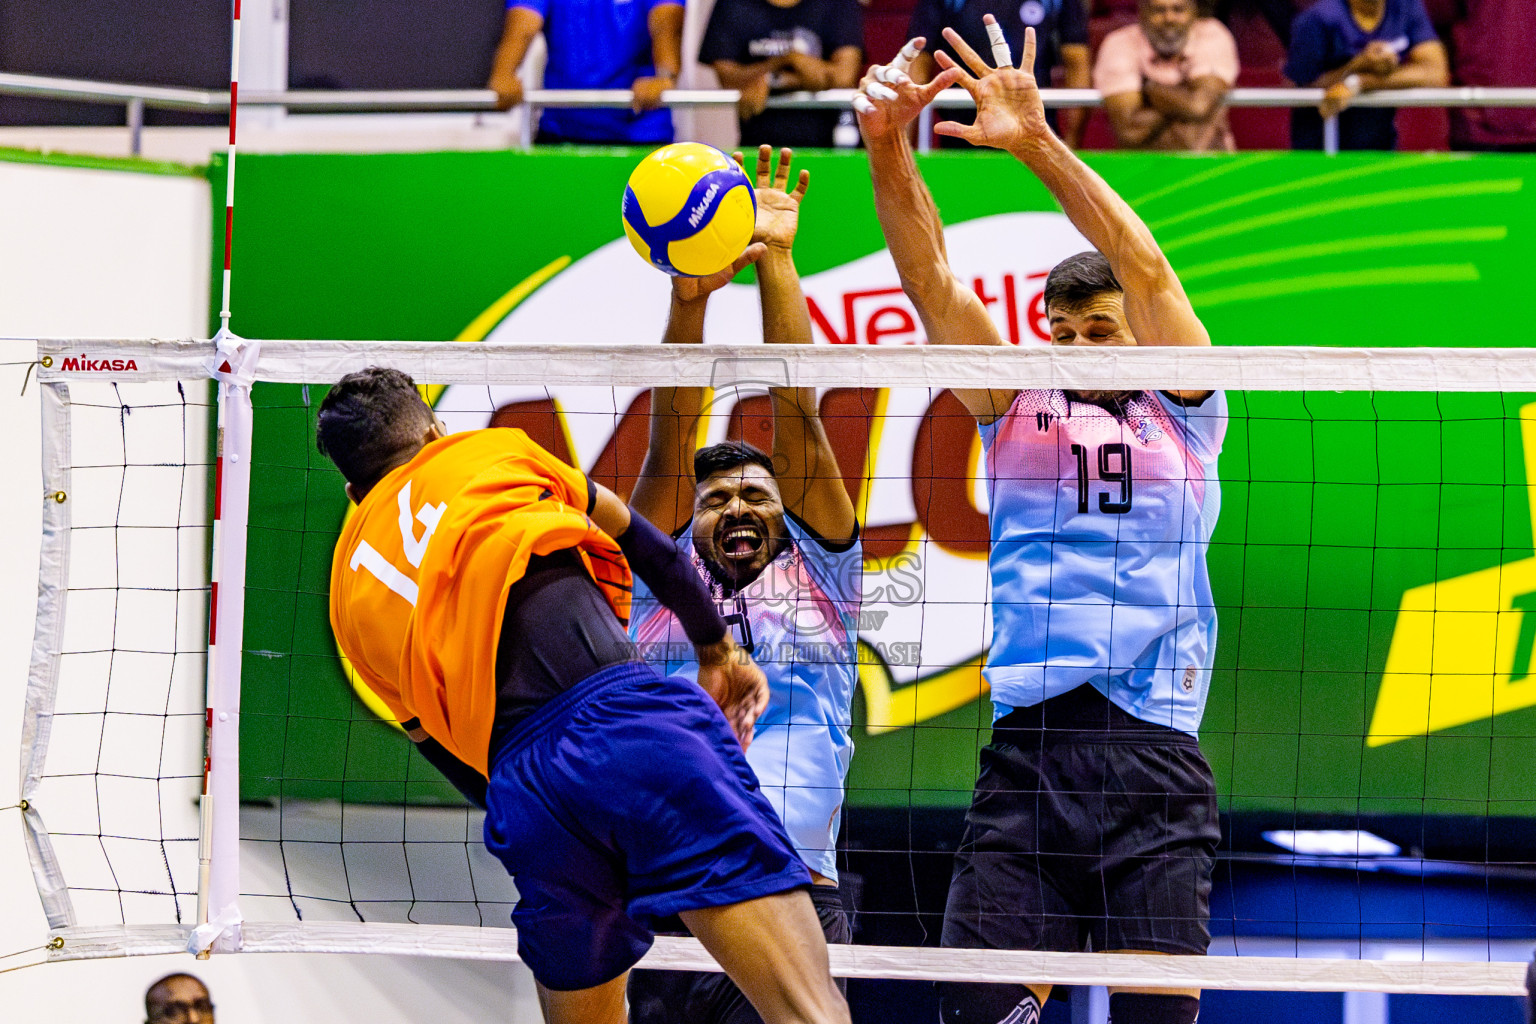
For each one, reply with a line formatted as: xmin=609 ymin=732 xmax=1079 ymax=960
xmin=59 ymin=355 xmax=139 ymax=373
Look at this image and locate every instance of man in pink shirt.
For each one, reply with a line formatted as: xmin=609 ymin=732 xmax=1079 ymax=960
xmin=1092 ymin=0 xmax=1240 ymax=151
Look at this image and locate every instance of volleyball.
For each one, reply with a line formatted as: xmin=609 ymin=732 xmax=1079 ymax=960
xmin=621 ymin=142 xmax=756 ymax=277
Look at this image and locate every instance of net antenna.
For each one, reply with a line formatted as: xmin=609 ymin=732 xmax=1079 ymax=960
xmin=194 ymin=0 xmax=255 ymax=959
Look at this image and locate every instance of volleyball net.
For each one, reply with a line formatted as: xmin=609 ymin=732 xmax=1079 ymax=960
xmin=20 ymin=336 xmax=1535 ymax=998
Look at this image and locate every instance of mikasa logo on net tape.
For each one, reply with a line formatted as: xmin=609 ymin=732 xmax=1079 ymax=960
xmin=55 ymin=354 xmax=139 ymax=373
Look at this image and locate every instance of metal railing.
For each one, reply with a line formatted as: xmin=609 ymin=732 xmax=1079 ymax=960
xmin=3 ymin=71 xmax=1535 ymax=157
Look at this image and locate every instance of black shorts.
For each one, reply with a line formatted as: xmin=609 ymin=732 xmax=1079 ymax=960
xmin=628 ymin=886 xmax=850 ymax=1024
xmin=940 ymin=686 xmax=1220 ymax=957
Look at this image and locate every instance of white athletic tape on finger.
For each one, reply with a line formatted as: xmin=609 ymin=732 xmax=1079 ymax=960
xmin=875 ymin=65 xmax=911 ymax=87
xmin=986 ymin=20 xmax=1013 ymax=69
xmin=892 ymin=40 xmax=921 ymax=73
xmin=852 ymin=94 xmax=876 ymax=114
xmin=868 ymin=82 xmax=898 ymax=102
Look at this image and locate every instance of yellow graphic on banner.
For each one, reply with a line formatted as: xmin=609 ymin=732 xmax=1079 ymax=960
xmin=1369 ymin=403 xmax=1536 ymax=745
xmin=859 ymin=642 xmax=987 ymax=736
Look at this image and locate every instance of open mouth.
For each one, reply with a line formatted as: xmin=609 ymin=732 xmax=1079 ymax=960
xmin=718 ymin=523 xmax=766 ymax=562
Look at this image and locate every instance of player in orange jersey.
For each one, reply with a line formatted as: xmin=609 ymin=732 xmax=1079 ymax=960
xmin=318 ymin=352 xmax=850 ymax=1024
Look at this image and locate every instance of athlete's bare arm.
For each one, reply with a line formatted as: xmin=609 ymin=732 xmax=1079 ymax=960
xmin=738 ymin=146 xmax=858 ymax=543
xmin=933 ymin=23 xmax=1212 ymax=403
xmin=852 ymin=40 xmax=1018 ymax=425
xmin=631 ymin=245 xmax=767 ymax=535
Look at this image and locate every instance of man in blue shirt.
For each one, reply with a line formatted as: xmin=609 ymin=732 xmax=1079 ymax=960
xmin=855 ymin=28 xmax=1222 ymax=1024
xmin=1285 ymin=0 xmax=1448 ymax=150
xmin=625 ymin=147 xmax=861 ymax=1024
xmin=488 ymin=0 xmax=683 ymax=144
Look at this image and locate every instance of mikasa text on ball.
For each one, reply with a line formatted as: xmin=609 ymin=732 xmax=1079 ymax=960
xmin=622 ymin=143 xmax=756 ymax=277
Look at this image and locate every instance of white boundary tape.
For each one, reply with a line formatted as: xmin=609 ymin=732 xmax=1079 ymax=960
xmin=41 ymin=925 xmax=1529 ymax=996
xmin=34 ymin=339 xmax=1536 ymax=392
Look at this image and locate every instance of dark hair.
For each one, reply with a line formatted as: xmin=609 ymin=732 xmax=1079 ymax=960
xmin=145 ymin=973 xmax=208 ymax=1016
xmin=694 ymin=440 xmax=775 ymax=484
xmin=1042 ymin=251 xmax=1122 ymax=312
xmin=315 ymin=366 xmax=435 ymax=491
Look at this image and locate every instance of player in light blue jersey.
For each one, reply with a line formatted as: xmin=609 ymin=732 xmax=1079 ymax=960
xmin=855 ymin=23 xmax=1222 ymax=1024
xmin=626 ymin=147 xmax=861 ymax=1024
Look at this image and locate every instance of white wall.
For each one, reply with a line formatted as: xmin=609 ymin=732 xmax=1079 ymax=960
xmin=0 ymin=159 xmax=542 ymax=1022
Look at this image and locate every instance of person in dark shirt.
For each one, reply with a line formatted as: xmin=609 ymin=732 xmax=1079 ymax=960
xmin=1285 ymin=0 xmax=1448 ymax=150
xmin=908 ymin=0 xmax=1090 ymax=147
xmin=699 ymin=0 xmax=864 ymax=148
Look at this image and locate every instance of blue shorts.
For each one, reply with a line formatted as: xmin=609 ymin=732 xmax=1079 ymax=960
xmin=482 ymin=661 xmax=811 ymax=991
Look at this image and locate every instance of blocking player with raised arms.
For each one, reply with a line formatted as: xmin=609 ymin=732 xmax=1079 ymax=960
xmin=854 ymin=22 xmax=1224 ymax=1024
xmin=625 ymin=146 xmax=861 ymax=1024
xmin=318 ymin=364 xmax=851 ymax=1024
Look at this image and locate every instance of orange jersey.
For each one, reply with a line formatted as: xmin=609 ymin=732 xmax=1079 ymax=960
xmin=329 ymin=429 xmax=631 ymax=775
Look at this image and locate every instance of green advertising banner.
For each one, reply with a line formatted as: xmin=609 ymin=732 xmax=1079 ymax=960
xmin=220 ymin=149 xmax=1536 ymax=818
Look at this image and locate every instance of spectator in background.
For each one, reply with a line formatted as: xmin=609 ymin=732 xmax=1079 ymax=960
xmin=700 ymin=0 xmax=864 ymax=148
xmin=907 ymin=0 xmax=1091 ymax=148
xmin=145 ymin=973 xmax=214 ymax=1024
xmin=487 ymin=0 xmax=683 ymax=145
xmin=1214 ymin=0 xmax=1300 ymax=46
xmin=1285 ymin=0 xmax=1448 ymax=150
xmin=1093 ymin=0 xmax=1240 ymax=151
xmin=1445 ymin=0 xmax=1536 ymax=152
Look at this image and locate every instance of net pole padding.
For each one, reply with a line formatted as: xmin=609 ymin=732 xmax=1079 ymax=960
xmin=35 ymin=339 xmax=1536 ymax=393
xmin=18 ymin=379 xmax=79 ymax=933
xmin=193 ymin=0 xmax=246 ymax=957
xmin=36 ymin=926 xmax=1531 ymax=998
xmin=192 ymin=338 xmax=259 ymax=959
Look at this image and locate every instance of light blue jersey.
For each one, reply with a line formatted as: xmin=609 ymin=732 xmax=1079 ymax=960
xmin=629 ymin=513 xmax=860 ymax=880
xmin=979 ymin=389 xmax=1226 ymax=735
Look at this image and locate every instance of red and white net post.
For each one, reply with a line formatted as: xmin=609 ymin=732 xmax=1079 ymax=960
xmin=192 ymin=0 xmax=250 ymax=959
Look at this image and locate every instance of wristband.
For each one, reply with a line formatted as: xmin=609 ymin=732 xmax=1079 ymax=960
xmin=616 ymin=511 xmax=728 ymax=646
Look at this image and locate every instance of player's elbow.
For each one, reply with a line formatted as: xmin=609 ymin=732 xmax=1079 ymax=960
xmin=1117 ymin=233 xmax=1175 ymax=292
xmin=896 ymin=268 xmax=959 ymax=319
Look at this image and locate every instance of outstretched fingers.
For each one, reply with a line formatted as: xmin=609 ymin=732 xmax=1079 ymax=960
xmin=755 ymin=144 xmax=773 ymax=188
xmin=942 ymin=26 xmax=994 ymax=77
xmin=890 ymin=37 xmax=923 ymax=74
xmin=983 ymin=14 xmax=1013 ymax=70
xmin=730 ymin=242 xmax=767 ymax=276
xmin=1020 ymin=25 xmax=1037 ymax=72
xmin=773 ymin=148 xmax=794 ymax=191
xmin=933 ymin=49 xmax=981 ymax=97
xmin=790 ymin=167 xmax=810 ymax=201
xmin=932 ymin=119 xmax=981 ymax=143
xmin=919 ymin=65 xmax=965 ymax=104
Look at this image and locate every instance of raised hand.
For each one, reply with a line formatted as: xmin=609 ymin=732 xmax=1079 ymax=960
xmin=694 ymin=638 xmax=770 ymax=749
xmin=851 ymin=37 xmax=964 ymax=142
xmin=671 ymin=242 xmax=768 ymax=304
xmin=933 ymin=21 xmax=1052 ymax=153
xmin=733 ymin=145 xmax=810 ymax=250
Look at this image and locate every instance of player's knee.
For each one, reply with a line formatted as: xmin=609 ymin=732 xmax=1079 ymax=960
xmin=1107 ymin=992 xmax=1201 ymax=1024
xmin=937 ymin=982 xmax=1042 ymax=1024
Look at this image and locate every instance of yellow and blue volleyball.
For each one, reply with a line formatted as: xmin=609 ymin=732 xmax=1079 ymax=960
xmin=622 ymin=143 xmax=756 ymax=277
